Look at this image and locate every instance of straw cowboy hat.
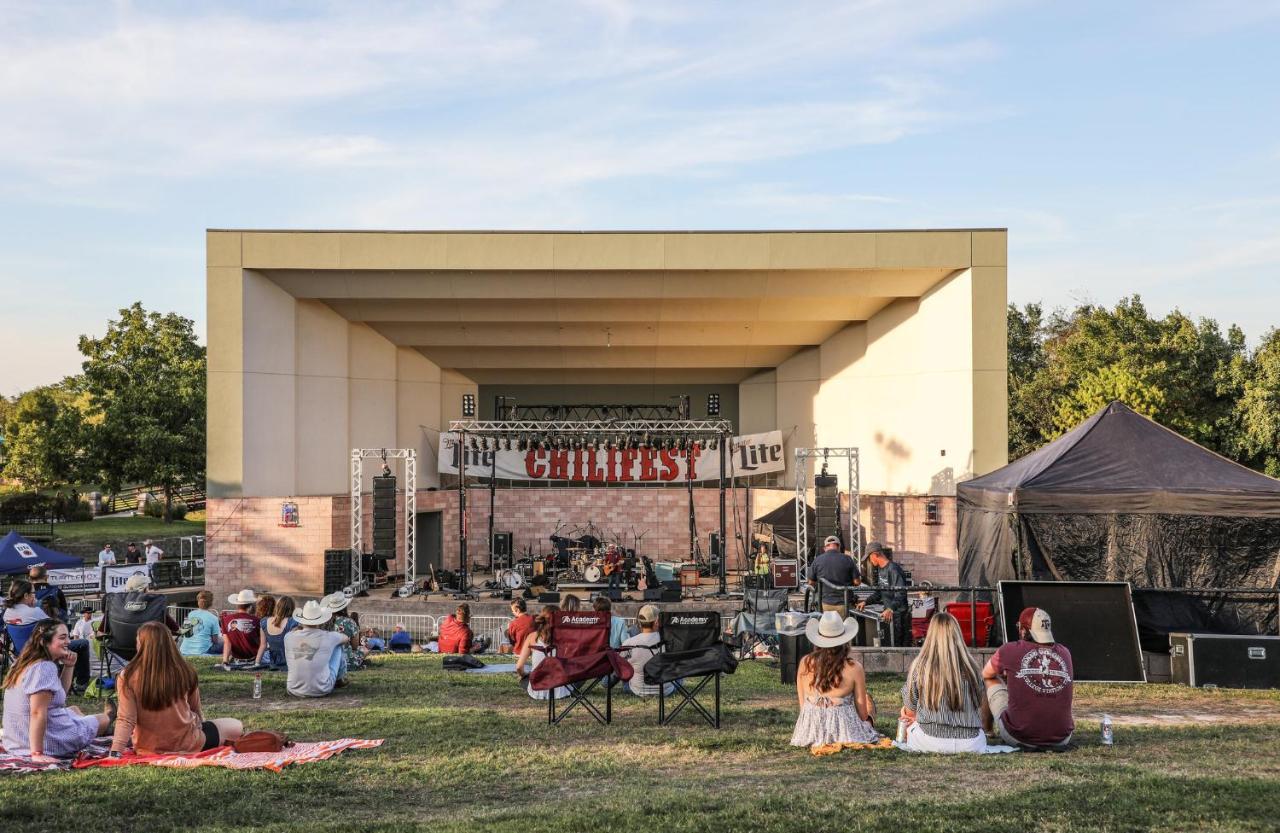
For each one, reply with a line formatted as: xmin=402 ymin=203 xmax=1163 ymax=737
xmin=320 ymin=591 xmax=351 ymax=613
xmin=123 ymin=573 xmax=152 ymax=592
xmin=805 ymin=610 xmax=860 ymax=648
xmin=227 ymin=589 xmax=258 ymax=606
xmin=293 ymin=599 xmax=333 ymax=627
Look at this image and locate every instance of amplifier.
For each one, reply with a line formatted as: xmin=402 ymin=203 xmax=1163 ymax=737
xmin=1170 ymin=633 xmax=1280 ymax=689
xmin=605 ymin=588 xmax=624 ymax=602
xmin=772 ymin=559 xmax=798 ymax=589
xmin=537 ymin=592 xmax=561 ymax=604
xmin=645 ymin=587 xmax=682 ymax=602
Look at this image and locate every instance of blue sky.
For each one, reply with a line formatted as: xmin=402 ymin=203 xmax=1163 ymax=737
xmin=2 ymin=0 xmax=1279 ymax=395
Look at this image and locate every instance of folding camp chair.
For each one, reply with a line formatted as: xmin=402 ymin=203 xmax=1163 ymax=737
xmin=2 ymin=622 xmax=37 ymax=678
xmin=529 ymin=610 xmax=630 ymax=725
xmin=732 ymin=587 xmax=789 ymax=659
xmin=646 ymin=611 xmax=737 ymax=728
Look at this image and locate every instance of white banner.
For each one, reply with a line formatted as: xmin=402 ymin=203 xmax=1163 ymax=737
xmin=47 ymin=567 xmax=100 ymax=594
xmin=103 ymin=565 xmax=152 ymax=592
xmin=438 ymin=429 xmax=785 ymax=482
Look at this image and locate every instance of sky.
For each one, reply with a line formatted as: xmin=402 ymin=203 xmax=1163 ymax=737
xmin=2 ymin=0 xmax=1279 ymax=396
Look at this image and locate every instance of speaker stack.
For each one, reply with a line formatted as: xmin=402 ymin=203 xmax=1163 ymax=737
xmin=372 ymin=474 xmax=397 ymax=572
xmin=323 ymin=548 xmax=352 ymax=595
xmin=492 ymin=532 xmax=513 ymax=568
xmin=814 ymin=473 xmax=840 ymax=548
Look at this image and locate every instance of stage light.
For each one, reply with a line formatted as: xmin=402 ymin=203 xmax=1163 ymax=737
xmin=708 ymin=437 xmax=718 ymax=451
xmin=469 ymin=437 xmax=479 ymax=451
xmin=707 ymin=392 xmax=720 ymax=416
xmin=462 ymin=393 xmax=476 ymax=418
xmin=678 ymin=437 xmax=687 ymax=451
xmin=517 ymin=437 xmax=528 ymax=451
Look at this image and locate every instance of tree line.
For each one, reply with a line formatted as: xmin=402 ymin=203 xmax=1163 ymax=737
xmin=0 ymin=303 xmax=206 ymax=521
xmin=1010 ymin=295 xmax=1280 ymax=476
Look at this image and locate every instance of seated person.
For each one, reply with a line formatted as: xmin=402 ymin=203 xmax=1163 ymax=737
xmin=255 ymin=594 xmax=276 ymax=624
xmin=255 ymin=596 xmax=297 ymax=670
xmin=437 ymin=604 xmax=476 ymax=654
xmin=593 ymin=595 xmax=631 ymax=649
xmin=110 ymin=622 xmax=244 ymax=756
xmin=71 ymin=609 xmax=96 ymax=642
xmin=900 ymin=612 xmax=988 ymax=753
xmin=620 ymin=604 xmax=673 ymax=697
xmin=221 ymin=589 xmax=262 ymax=664
xmin=502 ymin=599 xmax=534 ymax=655
xmin=284 ymin=600 xmax=350 ymax=698
xmin=2 ymin=620 xmax=115 ymax=762
xmin=28 ymin=566 xmax=68 ymax=623
xmin=982 ymin=607 xmax=1074 ymax=750
xmin=8 ymin=579 xmax=91 ymax=692
xmin=388 ymin=623 xmax=413 ymax=653
xmin=321 ymin=593 xmax=366 ymax=670
xmin=514 ymin=606 xmax=569 ymax=701
xmin=790 ymin=611 xmax=880 ymax=750
xmin=179 ymin=591 xmax=223 ymax=657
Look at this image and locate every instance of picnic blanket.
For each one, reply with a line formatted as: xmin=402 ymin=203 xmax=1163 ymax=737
xmin=74 ymin=738 xmax=384 ymax=772
xmin=891 ymin=740 xmax=1019 ymax=754
xmin=0 ymin=742 xmax=110 ymax=775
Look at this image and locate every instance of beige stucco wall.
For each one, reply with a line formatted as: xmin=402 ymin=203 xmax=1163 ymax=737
xmin=210 ymin=229 xmax=1006 ymax=498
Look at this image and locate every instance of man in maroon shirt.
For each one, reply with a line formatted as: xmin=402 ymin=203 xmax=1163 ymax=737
xmin=982 ymin=607 xmax=1074 ymax=750
xmin=221 ymin=589 xmax=262 ymax=663
xmin=504 ymin=598 xmax=535 ymax=654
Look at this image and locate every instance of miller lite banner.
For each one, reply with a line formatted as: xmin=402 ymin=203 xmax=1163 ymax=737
xmin=439 ymin=430 xmax=786 ymax=482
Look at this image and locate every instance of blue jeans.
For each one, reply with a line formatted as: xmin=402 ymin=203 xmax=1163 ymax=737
xmin=68 ymin=639 xmax=90 ymax=686
xmin=328 ymin=647 xmax=348 ymax=687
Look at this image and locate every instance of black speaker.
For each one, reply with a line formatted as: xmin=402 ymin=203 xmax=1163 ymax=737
xmin=323 ymin=548 xmax=352 ymax=595
xmin=643 ymin=588 xmax=664 ymax=601
xmin=661 ymin=579 xmax=681 ymax=592
xmin=998 ymin=581 xmax=1145 ymax=682
xmin=661 ymin=588 xmax=682 ymax=603
xmin=779 ymin=632 xmax=813 ymax=685
xmin=606 ymin=588 xmax=623 ymax=602
xmin=538 ymin=592 xmax=561 ymax=604
xmin=492 ymin=532 xmax=512 ymax=558
xmin=814 ymin=473 xmax=839 ymax=547
xmin=372 ymin=475 xmax=397 ymax=559
xmin=1170 ymin=633 xmax=1280 ymax=689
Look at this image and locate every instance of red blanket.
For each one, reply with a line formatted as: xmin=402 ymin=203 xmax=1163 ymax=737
xmin=73 ymin=738 xmax=383 ymax=772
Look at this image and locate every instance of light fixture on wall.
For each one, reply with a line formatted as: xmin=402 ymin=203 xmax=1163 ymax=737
xmin=707 ymin=392 xmax=720 ymax=416
xmin=462 ymin=393 xmax=476 ymax=417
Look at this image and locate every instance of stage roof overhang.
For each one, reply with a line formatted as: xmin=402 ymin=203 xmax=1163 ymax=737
xmin=229 ymin=229 xmax=999 ymax=385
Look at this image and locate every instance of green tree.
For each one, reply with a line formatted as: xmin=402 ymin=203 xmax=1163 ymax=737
xmin=0 ymin=384 xmax=86 ymax=489
xmin=78 ymin=303 xmax=206 ymax=521
xmin=1238 ymin=328 xmax=1280 ymax=476
xmin=1008 ymin=303 xmax=1052 ymax=459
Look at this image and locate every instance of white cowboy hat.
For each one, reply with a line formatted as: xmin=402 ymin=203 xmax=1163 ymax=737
xmin=319 ymin=591 xmax=350 ymax=613
xmin=293 ymin=599 xmax=333 ymax=626
xmin=227 ymin=589 xmax=258 ymax=606
xmin=805 ymin=610 xmax=860 ymax=648
xmin=123 ymin=573 xmax=151 ymax=592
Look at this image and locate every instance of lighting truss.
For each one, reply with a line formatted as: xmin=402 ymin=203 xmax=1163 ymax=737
xmin=509 ymin=401 xmax=690 ymax=421
xmin=350 ymin=448 xmax=417 ymax=597
xmin=449 ymin=419 xmax=733 ymax=435
xmin=794 ymin=447 xmax=861 ymax=580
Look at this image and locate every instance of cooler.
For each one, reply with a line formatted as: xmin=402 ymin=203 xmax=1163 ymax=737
xmin=945 ymin=601 xmax=994 ymax=647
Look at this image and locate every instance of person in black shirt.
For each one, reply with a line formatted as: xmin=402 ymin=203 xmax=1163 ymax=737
xmin=808 ymin=536 xmax=858 ymax=617
xmin=857 ymin=542 xmax=909 ymax=646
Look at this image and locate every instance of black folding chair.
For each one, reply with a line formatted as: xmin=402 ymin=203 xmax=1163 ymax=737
xmin=648 ymin=611 xmax=737 ymax=729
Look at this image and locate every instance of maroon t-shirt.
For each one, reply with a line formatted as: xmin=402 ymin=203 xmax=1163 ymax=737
xmin=992 ymin=640 xmax=1074 ymax=746
xmin=220 ymin=610 xmax=261 ymax=660
xmin=506 ymin=613 xmax=535 ymax=651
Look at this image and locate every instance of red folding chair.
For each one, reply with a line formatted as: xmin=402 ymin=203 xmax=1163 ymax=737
xmin=529 ymin=610 xmax=631 ymax=725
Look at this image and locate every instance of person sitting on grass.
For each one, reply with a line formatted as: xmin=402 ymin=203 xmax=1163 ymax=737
xmin=593 ymin=595 xmax=631 ymax=648
xmin=899 ymin=612 xmax=989 ymax=753
xmin=514 ymin=605 xmax=569 ymax=701
xmin=790 ymin=611 xmax=880 ymax=750
xmin=437 ymin=603 xmax=476 ymax=654
xmin=503 ymin=599 xmax=535 ymax=655
xmin=71 ymin=609 xmax=96 ymax=643
xmin=982 ymin=607 xmax=1074 ymax=751
xmin=620 ymin=604 xmax=673 ymax=697
xmin=110 ymin=621 xmax=244 ymax=757
xmin=321 ymin=593 xmax=367 ymax=669
xmin=221 ymin=589 xmax=261 ymax=665
xmin=254 ymin=594 xmax=276 ymax=625
xmin=255 ymin=595 xmax=298 ymax=670
xmin=388 ymin=623 xmax=413 ymax=653
xmin=179 ymin=591 xmax=223 ymax=657
xmin=2 ymin=620 xmax=115 ymax=762
xmin=7 ymin=579 xmax=92 ymax=694
xmin=28 ymin=566 xmax=68 ymax=623
xmin=284 ymin=600 xmax=350 ymax=698
xmin=561 ymin=595 xmax=582 ymax=612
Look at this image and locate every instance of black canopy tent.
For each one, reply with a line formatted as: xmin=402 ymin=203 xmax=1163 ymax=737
xmin=754 ymin=500 xmax=815 ymax=559
xmin=959 ymin=401 xmax=1280 ymax=643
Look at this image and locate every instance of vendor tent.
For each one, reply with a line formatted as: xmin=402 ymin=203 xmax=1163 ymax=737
xmin=959 ymin=401 xmax=1280 ymax=635
xmin=754 ymin=500 xmax=815 ymax=559
xmin=0 ymin=530 xmax=84 ymax=574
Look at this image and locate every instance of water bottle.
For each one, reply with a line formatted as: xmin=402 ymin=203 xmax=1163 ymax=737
xmin=252 ymin=672 xmax=262 ymax=700
xmin=1101 ymin=714 xmax=1113 ymax=746
xmin=895 ymin=718 xmax=909 ymax=744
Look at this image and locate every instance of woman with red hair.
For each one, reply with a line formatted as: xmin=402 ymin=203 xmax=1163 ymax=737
xmin=109 ymin=621 xmax=245 ymax=756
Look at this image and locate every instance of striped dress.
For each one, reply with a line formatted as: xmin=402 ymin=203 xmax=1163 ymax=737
xmin=901 ymin=661 xmax=984 ymax=739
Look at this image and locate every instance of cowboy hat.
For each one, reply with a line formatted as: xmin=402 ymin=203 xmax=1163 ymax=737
xmin=319 ymin=591 xmax=351 ymax=613
xmin=227 ymin=589 xmax=258 ymax=606
xmin=293 ymin=599 xmax=333 ymax=626
xmin=805 ymin=610 xmax=860 ymax=648
xmin=123 ymin=573 xmax=151 ymax=592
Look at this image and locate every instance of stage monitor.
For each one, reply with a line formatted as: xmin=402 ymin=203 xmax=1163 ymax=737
xmin=997 ymin=581 xmax=1146 ymax=683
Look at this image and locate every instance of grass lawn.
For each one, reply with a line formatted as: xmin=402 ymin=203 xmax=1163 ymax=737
xmin=49 ymin=515 xmax=205 ymax=543
xmin=3 ymin=657 xmax=1278 ymax=832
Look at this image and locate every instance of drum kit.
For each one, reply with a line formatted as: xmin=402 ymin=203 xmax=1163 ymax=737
xmin=503 ymin=522 xmax=646 ymax=588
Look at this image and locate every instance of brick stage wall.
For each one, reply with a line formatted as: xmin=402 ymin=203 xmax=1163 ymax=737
xmin=206 ymin=491 xmax=960 ymax=601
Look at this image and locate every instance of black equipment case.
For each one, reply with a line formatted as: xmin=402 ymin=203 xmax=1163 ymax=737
xmin=1169 ymin=632 xmax=1280 ymax=689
